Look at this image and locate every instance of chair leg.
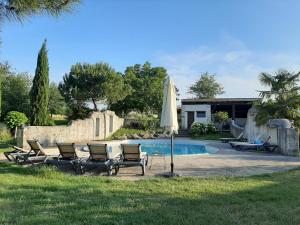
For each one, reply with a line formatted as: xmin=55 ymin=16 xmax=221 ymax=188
xmin=114 ymin=165 xmax=119 ymax=175
xmin=74 ymin=164 xmax=84 ymax=175
xmin=141 ymin=161 xmax=146 ymax=176
xmin=4 ymin=152 xmax=12 ymax=161
xmin=145 ymin=154 xmax=149 ymax=166
xmin=107 ymin=164 xmax=113 ymax=176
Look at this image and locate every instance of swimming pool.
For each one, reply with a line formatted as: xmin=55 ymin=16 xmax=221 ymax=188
xmin=108 ymin=139 xmax=218 ymax=156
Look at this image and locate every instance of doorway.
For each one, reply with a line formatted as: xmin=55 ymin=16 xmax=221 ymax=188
xmin=187 ymin=111 xmax=194 ymax=129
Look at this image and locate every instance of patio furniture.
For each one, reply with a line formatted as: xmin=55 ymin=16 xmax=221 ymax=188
xmin=220 ymin=132 xmax=246 ymax=143
xmin=230 ymin=136 xmax=278 ymax=152
xmin=10 ymin=140 xmax=48 ymax=164
xmin=78 ymin=143 xmax=120 ymax=175
xmin=229 ymin=136 xmax=270 ymax=148
xmin=116 ymin=144 xmax=148 ymax=176
xmin=4 ymin=145 xmax=30 ymax=162
xmin=56 ymin=143 xmax=81 ymax=171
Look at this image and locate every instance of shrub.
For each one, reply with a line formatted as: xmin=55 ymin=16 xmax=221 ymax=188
xmin=214 ymin=111 xmax=229 ymax=131
xmin=4 ymin=111 xmax=28 ymax=129
xmin=214 ymin=111 xmax=229 ymax=123
xmin=189 ymin=122 xmax=217 ymax=136
xmin=125 ymin=112 xmax=159 ymax=131
xmin=206 ymin=123 xmax=217 ymax=134
xmin=189 ymin=122 xmax=207 ymax=136
xmin=67 ymin=104 xmax=91 ymax=121
xmin=0 ymin=127 xmax=12 ymax=141
xmin=108 ymin=128 xmax=146 ymax=140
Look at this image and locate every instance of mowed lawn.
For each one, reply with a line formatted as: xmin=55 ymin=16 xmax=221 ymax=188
xmin=0 ymin=163 xmax=300 ymax=225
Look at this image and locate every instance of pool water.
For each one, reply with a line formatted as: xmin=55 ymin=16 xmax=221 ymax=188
xmin=107 ymin=140 xmax=218 ymax=156
xmin=140 ymin=143 xmax=208 ymax=155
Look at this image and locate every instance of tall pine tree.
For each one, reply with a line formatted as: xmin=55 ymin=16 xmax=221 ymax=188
xmin=30 ymin=40 xmax=49 ymax=125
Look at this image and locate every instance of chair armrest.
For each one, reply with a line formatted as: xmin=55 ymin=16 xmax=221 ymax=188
xmin=11 ymin=145 xmax=27 ymax=153
xmin=111 ymin=153 xmax=122 ymax=160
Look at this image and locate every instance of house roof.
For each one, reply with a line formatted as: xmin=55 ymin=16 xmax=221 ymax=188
xmin=181 ymin=98 xmax=260 ymax=104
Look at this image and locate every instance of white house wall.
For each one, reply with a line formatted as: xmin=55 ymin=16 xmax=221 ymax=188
xmin=181 ymin=104 xmax=211 ymax=129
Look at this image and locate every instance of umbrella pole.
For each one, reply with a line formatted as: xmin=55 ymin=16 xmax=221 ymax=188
xmin=171 ymin=133 xmax=174 ymax=174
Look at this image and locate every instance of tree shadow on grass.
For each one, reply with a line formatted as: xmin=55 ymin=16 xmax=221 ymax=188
xmin=1 ymin=163 xmax=300 ymax=225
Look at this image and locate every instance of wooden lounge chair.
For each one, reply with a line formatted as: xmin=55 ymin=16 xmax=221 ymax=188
xmin=116 ymin=144 xmax=148 ymax=176
xmin=230 ymin=136 xmax=278 ymax=152
xmin=79 ymin=144 xmax=120 ymax=175
xmin=4 ymin=145 xmax=30 ymax=162
xmin=220 ymin=132 xmax=246 ymax=143
xmin=56 ymin=143 xmax=79 ymax=162
xmin=9 ymin=140 xmax=48 ymax=164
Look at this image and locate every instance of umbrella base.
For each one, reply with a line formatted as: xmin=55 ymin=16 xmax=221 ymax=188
xmin=160 ymin=172 xmax=181 ymax=178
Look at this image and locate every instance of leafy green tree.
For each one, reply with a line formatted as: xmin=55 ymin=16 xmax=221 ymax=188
xmin=49 ymin=82 xmax=67 ymax=117
xmin=30 ymin=40 xmax=49 ymax=125
xmin=214 ymin=111 xmax=229 ymax=132
xmin=2 ymin=72 xmax=31 ymax=119
xmin=110 ymin=62 xmax=167 ymax=115
xmin=0 ymin=0 xmax=80 ymax=22
xmin=188 ymin=72 xmax=224 ymax=99
xmin=59 ymin=62 xmax=130 ymax=119
xmin=0 ymin=62 xmax=11 ymax=118
xmin=255 ymin=69 xmax=300 ymax=127
xmin=4 ymin=111 xmax=28 ymax=137
xmin=0 ymin=0 xmax=80 ymax=110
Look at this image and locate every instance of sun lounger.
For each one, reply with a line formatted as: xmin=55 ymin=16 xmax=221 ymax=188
xmin=55 ymin=143 xmax=81 ymax=170
xmin=116 ymin=144 xmax=148 ymax=176
xmin=220 ymin=132 xmax=246 ymax=143
xmin=9 ymin=140 xmax=48 ymax=164
xmin=4 ymin=145 xmax=31 ymax=162
xmin=56 ymin=143 xmax=79 ymax=161
xmin=230 ymin=136 xmax=278 ymax=152
xmin=78 ymin=144 xmax=120 ymax=175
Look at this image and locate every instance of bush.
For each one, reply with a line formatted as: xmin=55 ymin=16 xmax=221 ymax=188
xmin=67 ymin=104 xmax=91 ymax=121
xmin=189 ymin=122 xmax=217 ymax=136
xmin=108 ymin=128 xmax=146 ymax=140
xmin=0 ymin=127 xmax=12 ymax=141
xmin=189 ymin=122 xmax=206 ymax=136
xmin=206 ymin=123 xmax=217 ymax=134
xmin=4 ymin=111 xmax=28 ymax=129
xmin=125 ymin=112 xmax=159 ymax=131
xmin=214 ymin=111 xmax=229 ymax=131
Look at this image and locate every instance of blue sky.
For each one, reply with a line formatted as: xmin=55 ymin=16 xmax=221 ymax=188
xmin=2 ymin=0 xmax=300 ymax=99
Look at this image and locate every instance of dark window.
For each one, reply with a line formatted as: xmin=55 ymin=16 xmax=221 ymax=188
xmin=196 ymin=111 xmax=206 ymax=118
xmin=95 ymin=118 xmax=100 ymax=137
xmin=109 ymin=116 xmax=114 ymax=132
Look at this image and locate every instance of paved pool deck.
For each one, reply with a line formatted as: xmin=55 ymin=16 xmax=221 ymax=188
xmin=1 ymin=138 xmax=300 ymax=178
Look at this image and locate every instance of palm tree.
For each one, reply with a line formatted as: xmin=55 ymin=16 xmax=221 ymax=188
xmin=255 ymin=69 xmax=300 ymax=127
xmin=0 ymin=0 xmax=80 ymax=22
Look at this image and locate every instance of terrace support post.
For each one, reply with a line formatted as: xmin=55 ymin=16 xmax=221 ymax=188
xmin=232 ymin=104 xmax=236 ymax=120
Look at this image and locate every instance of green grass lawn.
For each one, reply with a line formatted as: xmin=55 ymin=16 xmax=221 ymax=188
xmin=1 ymin=162 xmax=300 ymax=225
xmin=51 ymin=115 xmax=69 ymax=126
xmin=53 ymin=119 xmax=69 ymax=126
xmin=192 ymin=132 xmax=232 ymax=140
xmin=0 ymin=139 xmax=14 ymax=153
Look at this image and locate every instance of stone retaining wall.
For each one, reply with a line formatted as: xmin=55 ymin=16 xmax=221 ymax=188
xmin=243 ymin=107 xmax=299 ymax=156
xmin=17 ymin=110 xmax=124 ymax=149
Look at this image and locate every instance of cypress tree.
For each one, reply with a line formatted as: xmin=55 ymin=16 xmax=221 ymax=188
xmin=30 ymin=40 xmax=49 ymax=125
xmin=0 ymin=74 xmax=2 ymax=118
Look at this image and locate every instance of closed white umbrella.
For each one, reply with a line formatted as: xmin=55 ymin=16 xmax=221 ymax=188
xmin=160 ymin=76 xmax=178 ymax=175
